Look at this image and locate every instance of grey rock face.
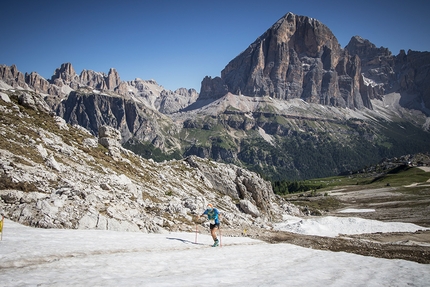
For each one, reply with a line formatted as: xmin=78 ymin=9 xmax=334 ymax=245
xmin=345 ymin=36 xmax=394 ymax=100
xmin=200 ymin=12 xmax=368 ymax=109
xmin=25 ymin=72 xmax=51 ymax=94
xmin=55 ymin=90 xmax=169 ymax=147
xmin=197 ymin=13 xmax=430 ymax=114
xmin=0 ymin=62 xmax=199 ymax=115
xmin=17 ymin=92 xmax=51 ymax=113
xmin=0 ymin=64 xmax=28 ymax=89
xmin=0 ymin=92 xmax=10 ymax=102
xmin=157 ymin=88 xmax=199 ymax=114
xmin=184 ymin=156 xmax=274 ymax=218
xmin=394 ymin=50 xmax=430 ymax=113
xmin=51 ymin=62 xmax=79 ymax=88
xmin=345 ymin=36 xmax=430 ymax=114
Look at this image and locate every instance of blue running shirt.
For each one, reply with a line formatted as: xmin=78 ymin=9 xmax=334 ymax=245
xmin=203 ymin=208 xmax=220 ymax=224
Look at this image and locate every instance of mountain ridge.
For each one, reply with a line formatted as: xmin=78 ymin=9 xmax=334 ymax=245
xmin=1 ymin=11 xmax=429 ymax=180
xmin=198 ymin=12 xmax=430 ymax=114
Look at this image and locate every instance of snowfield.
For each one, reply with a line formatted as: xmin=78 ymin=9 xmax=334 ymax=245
xmin=273 ymin=215 xmax=428 ymax=237
xmin=1 ymin=218 xmax=429 ymax=287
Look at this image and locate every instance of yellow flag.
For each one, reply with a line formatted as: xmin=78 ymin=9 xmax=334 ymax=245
xmin=0 ymin=216 xmax=3 ymax=233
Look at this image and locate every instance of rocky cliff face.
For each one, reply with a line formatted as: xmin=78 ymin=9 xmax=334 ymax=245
xmin=200 ymin=13 xmax=369 ymax=109
xmin=395 ymin=50 xmax=430 ymax=113
xmin=199 ymin=13 xmax=430 ymax=114
xmin=345 ymin=36 xmax=430 ymax=114
xmin=0 ymin=64 xmax=29 ymax=89
xmin=0 ymin=63 xmax=198 ymax=115
xmin=55 ymin=88 xmax=173 ymax=148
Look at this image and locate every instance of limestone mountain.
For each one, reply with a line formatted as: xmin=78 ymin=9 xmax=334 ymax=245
xmin=199 ymin=12 xmax=369 ymax=109
xmin=345 ymin=36 xmax=430 ymax=114
xmin=1 ymin=12 xmax=430 ymax=181
xmin=199 ymin=13 xmax=430 ymax=115
xmin=0 ymin=62 xmax=199 ymax=114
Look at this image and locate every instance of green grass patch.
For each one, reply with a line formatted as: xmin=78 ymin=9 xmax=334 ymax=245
xmin=368 ymin=166 xmax=429 ymax=188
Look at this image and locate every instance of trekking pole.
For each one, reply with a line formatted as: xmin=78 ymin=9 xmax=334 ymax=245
xmin=0 ymin=215 xmax=4 ymax=241
xmin=219 ymin=226 xmax=222 ymax=247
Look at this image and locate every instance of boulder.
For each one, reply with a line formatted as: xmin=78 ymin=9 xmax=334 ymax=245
xmin=17 ymin=92 xmax=51 ymax=113
xmin=0 ymin=92 xmax=10 ymax=102
xmin=239 ymin=199 xmax=260 ymax=218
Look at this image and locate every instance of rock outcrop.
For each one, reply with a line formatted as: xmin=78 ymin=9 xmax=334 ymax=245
xmin=55 ymin=89 xmax=169 ymax=146
xmin=0 ymin=64 xmax=29 ymax=89
xmin=185 ymin=156 xmax=274 ymax=216
xmin=98 ymin=125 xmax=123 ymax=160
xmin=17 ymin=91 xmax=51 ymax=113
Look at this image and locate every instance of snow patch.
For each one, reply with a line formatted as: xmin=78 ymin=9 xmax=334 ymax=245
xmin=274 ymin=215 xmax=428 ymax=237
xmin=362 ymin=75 xmax=379 ymax=87
xmin=338 ymin=208 xmax=375 ymax=213
xmin=1 ymin=219 xmax=429 ymax=286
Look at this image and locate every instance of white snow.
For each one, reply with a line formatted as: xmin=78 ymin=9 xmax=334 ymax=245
xmin=274 ymin=215 xmax=428 ymax=237
xmin=1 ymin=218 xmax=429 ymax=286
xmin=339 ymin=208 xmax=376 ymax=213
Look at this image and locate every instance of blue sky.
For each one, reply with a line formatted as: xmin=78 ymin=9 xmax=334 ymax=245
xmin=1 ymin=0 xmax=429 ymax=91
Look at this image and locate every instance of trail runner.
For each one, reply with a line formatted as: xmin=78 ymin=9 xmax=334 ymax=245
xmin=199 ymin=203 xmax=221 ymax=247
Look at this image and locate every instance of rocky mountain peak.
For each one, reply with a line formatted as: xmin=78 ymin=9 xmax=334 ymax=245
xmin=272 ymin=12 xmax=340 ymax=60
xmin=0 ymin=64 xmax=28 ymax=89
xmin=25 ymin=71 xmax=50 ymax=93
xmin=345 ymin=36 xmax=395 ymax=100
xmin=52 ymin=62 xmax=77 ymax=83
xmin=199 ymin=12 xmax=368 ymax=110
xmin=106 ymin=68 xmax=120 ymax=90
xmin=346 ymin=36 xmax=392 ymax=58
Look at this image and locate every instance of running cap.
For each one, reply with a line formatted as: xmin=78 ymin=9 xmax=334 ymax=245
xmin=207 ymin=203 xmax=213 ymax=208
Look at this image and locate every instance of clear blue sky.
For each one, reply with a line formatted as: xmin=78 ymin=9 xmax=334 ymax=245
xmin=1 ymin=0 xmax=429 ymax=91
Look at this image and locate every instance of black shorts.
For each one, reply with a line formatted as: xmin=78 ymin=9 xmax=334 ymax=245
xmin=210 ymin=223 xmax=220 ymax=230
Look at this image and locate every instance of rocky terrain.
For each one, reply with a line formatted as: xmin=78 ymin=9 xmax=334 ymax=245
xmin=0 ymin=90 xmax=301 ymax=234
xmin=0 ymin=11 xmax=429 ymax=268
xmin=1 ymin=12 xmax=430 ymax=181
xmin=1 ymin=89 xmax=429 ymax=265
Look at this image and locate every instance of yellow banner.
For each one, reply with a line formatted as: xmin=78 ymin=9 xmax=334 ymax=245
xmin=0 ymin=217 xmax=3 ymax=233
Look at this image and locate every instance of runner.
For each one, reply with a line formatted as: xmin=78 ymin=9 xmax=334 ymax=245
xmin=200 ymin=203 xmax=221 ymax=247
